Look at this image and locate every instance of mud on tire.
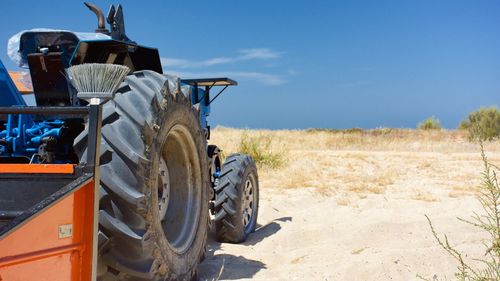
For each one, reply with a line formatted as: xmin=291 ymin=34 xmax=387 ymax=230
xmin=214 ymin=153 xmax=259 ymax=243
xmin=74 ymin=71 xmax=209 ymax=281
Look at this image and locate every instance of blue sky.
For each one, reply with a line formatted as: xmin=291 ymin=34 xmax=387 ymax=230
xmin=1 ymin=0 xmax=499 ymax=129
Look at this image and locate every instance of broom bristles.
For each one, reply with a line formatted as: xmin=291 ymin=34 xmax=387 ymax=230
xmin=67 ymin=63 xmax=130 ymax=93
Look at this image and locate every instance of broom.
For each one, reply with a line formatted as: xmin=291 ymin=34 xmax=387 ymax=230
xmin=67 ymin=63 xmax=130 ymax=103
xmin=66 ymin=63 xmax=130 ymax=281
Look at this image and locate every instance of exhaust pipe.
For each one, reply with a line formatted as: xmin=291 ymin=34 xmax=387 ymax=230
xmin=84 ymin=2 xmax=109 ymax=34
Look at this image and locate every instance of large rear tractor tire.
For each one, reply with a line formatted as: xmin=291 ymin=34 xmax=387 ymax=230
xmin=214 ymin=154 xmax=259 ymax=243
xmin=74 ymin=71 xmax=209 ymax=281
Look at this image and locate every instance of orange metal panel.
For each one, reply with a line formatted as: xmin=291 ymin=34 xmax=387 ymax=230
xmin=0 ymin=164 xmax=74 ymax=174
xmin=0 ymin=251 xmax=75 ymax=281
xmin=0 ymin=180 xmax=95 ymax=281
xmin=8 ymin=71 xmax=33 ymax=94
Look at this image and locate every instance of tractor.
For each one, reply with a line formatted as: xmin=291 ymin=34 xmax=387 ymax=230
xmin=0 ymin=3 xmax=259 ymax=280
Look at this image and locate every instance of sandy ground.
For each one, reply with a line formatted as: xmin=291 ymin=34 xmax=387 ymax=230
xmin=197 ymin=129 xmax=499 ymax=280
xmin=199 ymin=188 xmax=483 ymax=280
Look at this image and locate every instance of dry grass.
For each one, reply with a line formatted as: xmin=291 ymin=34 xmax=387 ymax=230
xmin=411 ymin=191 xmax=438 ymax=202
xmin=238 ymin=131 xmax=287 ymax=169
xmin=210 ymin=127 xmax=500 ymax=204
xmin=212 ymin=127 xmax=500 ymax=153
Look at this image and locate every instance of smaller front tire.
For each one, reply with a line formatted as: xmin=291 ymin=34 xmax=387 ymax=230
xmin=214 ymin=154 xmax=259 ymax=243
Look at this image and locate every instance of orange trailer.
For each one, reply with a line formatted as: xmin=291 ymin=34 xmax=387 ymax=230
xmin=0 ymin=106 xmax=103 ymax=281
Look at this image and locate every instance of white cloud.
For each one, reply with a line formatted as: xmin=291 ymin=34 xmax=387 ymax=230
xmin=203 ymin=57 xmax=234 ymax=67
xmin=161 ymin=48 xmax=282 ymax=69
xmin=165 ymin=70 xmax=286 ymax=86
xmin=230 ymin=72 xmax=286 ymax=85
xmin=160 ymin=58 xmax=192 ymax=68
xmin=161 ymin=48 xmax=286 ymax=86
xmin=238 ymin=48 xmax=282 ymax=60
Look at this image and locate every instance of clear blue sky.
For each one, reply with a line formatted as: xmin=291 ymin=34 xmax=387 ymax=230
xmin=1 ymin=0 xmax=499 ymax=129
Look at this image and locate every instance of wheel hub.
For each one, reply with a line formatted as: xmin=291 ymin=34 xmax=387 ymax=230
xmin=242 ymin=177 xmax=254 ymax=228
xmin=158 ymin=158 xmax=170 ymax=221
xmin=159 ymin=124 xmax=201 ymax=254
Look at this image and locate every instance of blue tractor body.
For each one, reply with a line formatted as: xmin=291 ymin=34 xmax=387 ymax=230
xmin=0 ymin=4 xmax=236 ymax=164
xmin=0 ymin=59 xmax=26 ymax=107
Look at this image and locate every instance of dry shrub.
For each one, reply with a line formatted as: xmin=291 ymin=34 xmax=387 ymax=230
xmin=305 ymin=128 xmax=363 ymax=134
xmin=369 ymin=127 xmax=395 ymax=136
xmin=411 ymin=191 xmax=437 ymax=202
xmin=238 ymin=131 xmax=287 ymax=169
xmin=420 ymin=145 xmax=500 ymax=280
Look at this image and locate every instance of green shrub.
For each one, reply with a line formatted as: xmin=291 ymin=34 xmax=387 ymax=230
xmin=417 ymin=116 xmax=442 ymax=130
xmin=238 ymin=132 xmax=287 ymax=169
xmin=459 ymin=106 xmax=500 ymax=141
